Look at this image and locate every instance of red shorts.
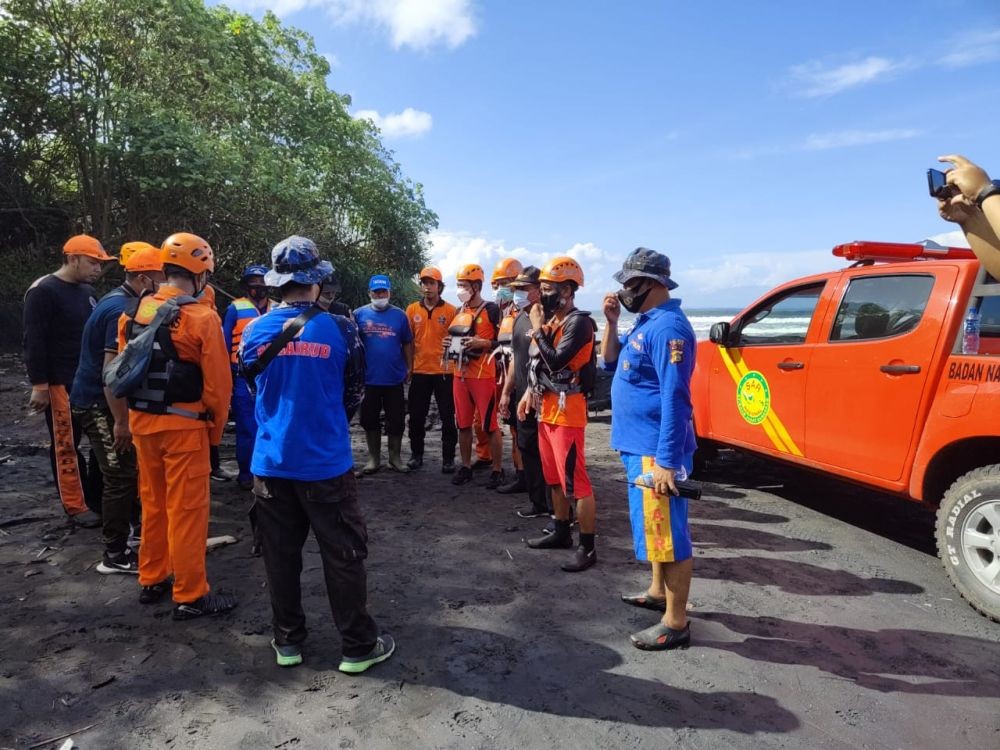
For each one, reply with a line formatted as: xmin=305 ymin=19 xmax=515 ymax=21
xmin=538 ymin=422 xmax=593 ymax=498
xmin=453 ymin=376 xmax=499 ymax=432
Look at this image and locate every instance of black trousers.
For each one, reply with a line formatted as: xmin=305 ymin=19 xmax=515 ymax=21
xmin=45 ymin=401 xmax=102 ymax=515
xmin=254 ymin=472 xmax=379 ymax=657
xmin=516 ymin=410 xmax=550 ymax=513
xmin=359 ymin=384 xmax=405 ymax=436
xmin=408 ymin=373 xmax=457 ymax=461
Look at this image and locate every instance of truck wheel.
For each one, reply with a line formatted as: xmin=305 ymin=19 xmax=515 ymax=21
xmin=936 ymin=465 xmax=1000 ymax=622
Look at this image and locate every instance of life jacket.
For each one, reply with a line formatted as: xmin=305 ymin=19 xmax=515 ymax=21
xmin=444 ymin=301 xmax=489 ymax=369
xmin=122 ymin=295 xmax=207 ymax=421
xmin=527 ymin=310 xmax=597 ymax=414
xmin=488 ymin=312 xmax=516 ymax=386
xmin=229 ymin=297 xmax=270 ymax=364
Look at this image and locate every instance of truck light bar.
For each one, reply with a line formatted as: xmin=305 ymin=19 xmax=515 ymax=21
xmin=832 ymin=240 xmax=976 ymax=262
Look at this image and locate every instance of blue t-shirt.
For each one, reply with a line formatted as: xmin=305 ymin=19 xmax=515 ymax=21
xmin=352 ymin=304 xmax=412 ymax=386
xmin=241 ymin=304 xmax=362 ymax=481
xmin=605 ymin=299 xmax=697 ymax=469
xmin=70 ymin=285 xmax=138 ymax=409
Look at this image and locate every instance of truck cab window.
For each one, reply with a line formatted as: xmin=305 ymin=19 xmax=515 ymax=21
xmin=830 ymin=275 xmax=934 ymax=342
xmin=736 ymin=284 xmax=823 ymax=346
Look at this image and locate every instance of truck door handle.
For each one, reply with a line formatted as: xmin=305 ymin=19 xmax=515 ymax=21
xmin=777 ymin=362 xmax=804 ymax=370
xmin=880 ymin=364 xmax=921 ymax=374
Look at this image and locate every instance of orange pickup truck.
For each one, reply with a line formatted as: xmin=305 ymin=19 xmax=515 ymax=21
xmin=693 ymin=241 xmax=1000 ymax=621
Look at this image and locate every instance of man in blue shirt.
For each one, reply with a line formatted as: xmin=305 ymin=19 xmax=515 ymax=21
xmin=70 ymin=244 xmax=164 ymax=574
xmin=353 ymin=275 xmax=413 ymax=474
xmin=240 ymin=235 xmax=394 ymax=672
xmin=600 ymin=247 xmax=697 ymax=652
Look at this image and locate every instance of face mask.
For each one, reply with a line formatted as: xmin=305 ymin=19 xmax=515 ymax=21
xmin=495 ymin=286 xmax=514 ymax=305
xmin=540 ymin=291 xmax=563 ymax=316
xmin=512 ymin=290 xmax=530 ymax=309
xmin=372 ymin=297 xmax=389 ymax=310
xmin=617 ymin=282 xmax=651 ymax=314
xmin=457 ymin=288 xmax=472 ymax=304
xmin=247 ymin=286 xmax=268 ymax=302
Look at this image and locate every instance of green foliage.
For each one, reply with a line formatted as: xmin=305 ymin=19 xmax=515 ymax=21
xmin=0 ymin=0 xmax=436 ymax=320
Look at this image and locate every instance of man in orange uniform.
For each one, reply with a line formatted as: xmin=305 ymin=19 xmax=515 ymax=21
xmin=490 ymin=257 xmax=527 ymax=493
xmin=117 ymin=232 xmax=236 ymax=619
xmin=445 ymin=264 xmax=502 ymax=487
xmin=405 ymin=267 xmax=458 ymax=473
xmin=519 ymin=257 xmax=598 ymax=572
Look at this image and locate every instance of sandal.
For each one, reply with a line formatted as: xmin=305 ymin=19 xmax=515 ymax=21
xmin=620 ymin=592 xmax=667 ymax=612
xmin=630 ymin=621 xmax=691 ymax=651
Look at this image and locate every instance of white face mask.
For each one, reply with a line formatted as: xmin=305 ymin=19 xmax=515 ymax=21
xmin=371 ymin=297 xmax=389 ymax=310
xmin=457 ymin=288 xmax=472 ymax=304
xmin=512 ymin=290 xmax=530 ymax=309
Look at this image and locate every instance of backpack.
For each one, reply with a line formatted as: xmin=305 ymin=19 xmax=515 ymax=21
xmin=102 ymin=296 xmax=196 ymax=399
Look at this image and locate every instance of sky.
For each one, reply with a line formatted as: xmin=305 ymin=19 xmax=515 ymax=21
xmin=220 ymin=0 xmax=1000 ymax=310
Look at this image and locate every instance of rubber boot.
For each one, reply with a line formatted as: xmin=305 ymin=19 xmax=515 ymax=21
xmin=387 ymin=434 xmax=409 ymax=473
xmin=527 ymin=519 xmax=573 ymax=549
xmin=363 ymin=430 xmax=382 ymax=474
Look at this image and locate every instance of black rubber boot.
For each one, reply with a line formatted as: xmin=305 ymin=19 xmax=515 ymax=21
xmin=527 ymin=520 xmax=573 ymax=549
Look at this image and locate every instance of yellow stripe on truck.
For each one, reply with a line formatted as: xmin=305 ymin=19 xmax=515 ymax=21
xmin=717 ymin=346 xmax=803 ymax=457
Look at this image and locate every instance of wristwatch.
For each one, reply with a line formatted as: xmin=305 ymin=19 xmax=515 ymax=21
xmin=975 ymin=180 xmax=1000 ymax=208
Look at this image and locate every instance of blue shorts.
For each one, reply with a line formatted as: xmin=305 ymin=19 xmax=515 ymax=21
xmin=621 ymin=453 xmax=693 ymax=563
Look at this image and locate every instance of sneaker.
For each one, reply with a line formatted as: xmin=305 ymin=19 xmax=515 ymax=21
xmin=407 ymin=455 xmax=423 ymax=470
xmin=485 ymin=470 xmax=505 ymax=490
xmin=96 ymin=549 xmax=138 ymax=575
xmin=210 ymin=467 xmax=235 ymax=483
xmin=70 ymin=510 xmax=102 ymax=528
xmin=139 ymin=579 xmax=172 ymax=604
xmin=516 ymin=506 xmax=548 ymax=519
xmin=338 ymin=634 xmax=395 ymax=674
xmin=561 ymin=545 xmax=597 ymax=572
xmin=172 ymin=591 xmax=238 ymax=621
xmin=441 ymin=460 xmax=456 ymax=474
xmin=497 ymin=474 xmax=527 ymax=494
xmin=451 ymin=466 xmax=473 ymax=485
xmin=271 ymin=639 xmax=303 ymax=667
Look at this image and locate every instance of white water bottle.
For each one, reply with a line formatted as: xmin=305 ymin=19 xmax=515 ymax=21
xmin=963 ymin=307 xmax=981 ymax=355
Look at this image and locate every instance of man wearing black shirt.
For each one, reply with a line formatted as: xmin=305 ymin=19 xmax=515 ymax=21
xmin=23 ymin=234 xmax=113 ymax=525
xmin=499 ymin=267 xmax=549 ymax=518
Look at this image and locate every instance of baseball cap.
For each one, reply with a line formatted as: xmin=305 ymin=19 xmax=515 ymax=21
xmin=508 ymin=266 xmax=542 ymax=288
xmin=418 ymin=267 xmax=443 ymax=282
xmin=613 ymin=247 xmax=678 ymax=290
xmin=123 ymin=246 xmax=164 ymax=273
xmin=369 ymin=274 xmax=391 ymax=292
xmin=64 ymin=234 xmax=113 ymax=261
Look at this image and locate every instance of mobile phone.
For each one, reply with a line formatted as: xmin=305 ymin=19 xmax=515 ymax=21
xmin=927 ymin=168 xmax=955 ymax=199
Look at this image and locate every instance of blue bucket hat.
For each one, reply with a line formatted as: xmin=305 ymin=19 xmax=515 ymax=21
xmin=613 ymin=247 xmax=678 ymax=290
xmin=369 ymin=274 xmax=391 ymax=292
xmin=265 ymin=236 xmax=333 ymax=287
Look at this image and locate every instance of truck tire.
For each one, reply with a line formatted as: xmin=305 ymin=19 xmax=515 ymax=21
xmin=936 ymin=465 xmax=1000 ymax=622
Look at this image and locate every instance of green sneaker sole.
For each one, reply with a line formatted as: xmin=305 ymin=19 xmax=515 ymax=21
xmin=271 ymin=639 xmax=302 ymax=667
xmin=338 ymin=638 xmax=395 ymax=674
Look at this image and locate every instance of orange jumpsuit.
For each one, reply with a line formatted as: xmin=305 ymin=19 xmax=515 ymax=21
xmin=117 ymin=286 xmax=232 ymax=603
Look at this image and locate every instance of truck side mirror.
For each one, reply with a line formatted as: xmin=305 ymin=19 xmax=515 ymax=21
xmin=709 ymin=322 xmax=731 ymax=345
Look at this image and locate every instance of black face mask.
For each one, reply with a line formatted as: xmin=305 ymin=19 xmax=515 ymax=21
xmin=540 ymin=291 xmax=563 ymax=316
xmin=247 ymin=286 xmax=269 ymax=302
xmin=617 ymin=282 xmax=651 ymax=314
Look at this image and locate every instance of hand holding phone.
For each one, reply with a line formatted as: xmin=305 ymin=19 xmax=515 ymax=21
xmin=928 ymin=168 xmax=958 ymax=199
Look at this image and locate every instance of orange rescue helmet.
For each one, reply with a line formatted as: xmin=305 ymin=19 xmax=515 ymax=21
xmin=456 ymin=264 xmax=485 ymax=283
xmin=161 ymin=232 xmax=215 ymax=274
xmin=491 ymin=257 xmax=523 ymax=283
xmin=119 ymin=241 xmax=158 ymax=268
xmin=419 ymin=266 xmax=443 ymax=282
xmin=539 ymin=256 xmax=584 ymax=287
xmin=63 ymin=234 xmax=113 ymax=261
xmin=123 ymin=245 xmax=164 ymax=273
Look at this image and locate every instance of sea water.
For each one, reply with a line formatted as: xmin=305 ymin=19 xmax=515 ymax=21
xmin=604 ymin=308 xmax=811 ymax=341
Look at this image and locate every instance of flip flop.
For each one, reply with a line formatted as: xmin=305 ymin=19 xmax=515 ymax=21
xmin=620 ymin=592 xmax=667 ymax=611
xmin=630 ymin=622 xmax=691 ymax=651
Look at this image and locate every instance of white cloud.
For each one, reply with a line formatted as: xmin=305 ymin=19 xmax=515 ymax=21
xmin=353 ymin=107 xmax=433 ymax=138
xmin=942 ymin=28 xmax=1000 ymax=68
xmin=424 ymin=232 xmax=621 ymax=311
xmin=802 ymin=128 xmax=921 ymax=151
xmin=226 ymin=0 xmax=477 ymax=50
xmin=787 ymin=56 xmax=909 ymax=97
xmin=675 ymin=250 xmax=832 ymax=296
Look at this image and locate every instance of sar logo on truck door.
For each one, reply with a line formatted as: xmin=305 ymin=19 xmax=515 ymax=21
xmin=737 ymin=370 xmax=771 ymax=425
